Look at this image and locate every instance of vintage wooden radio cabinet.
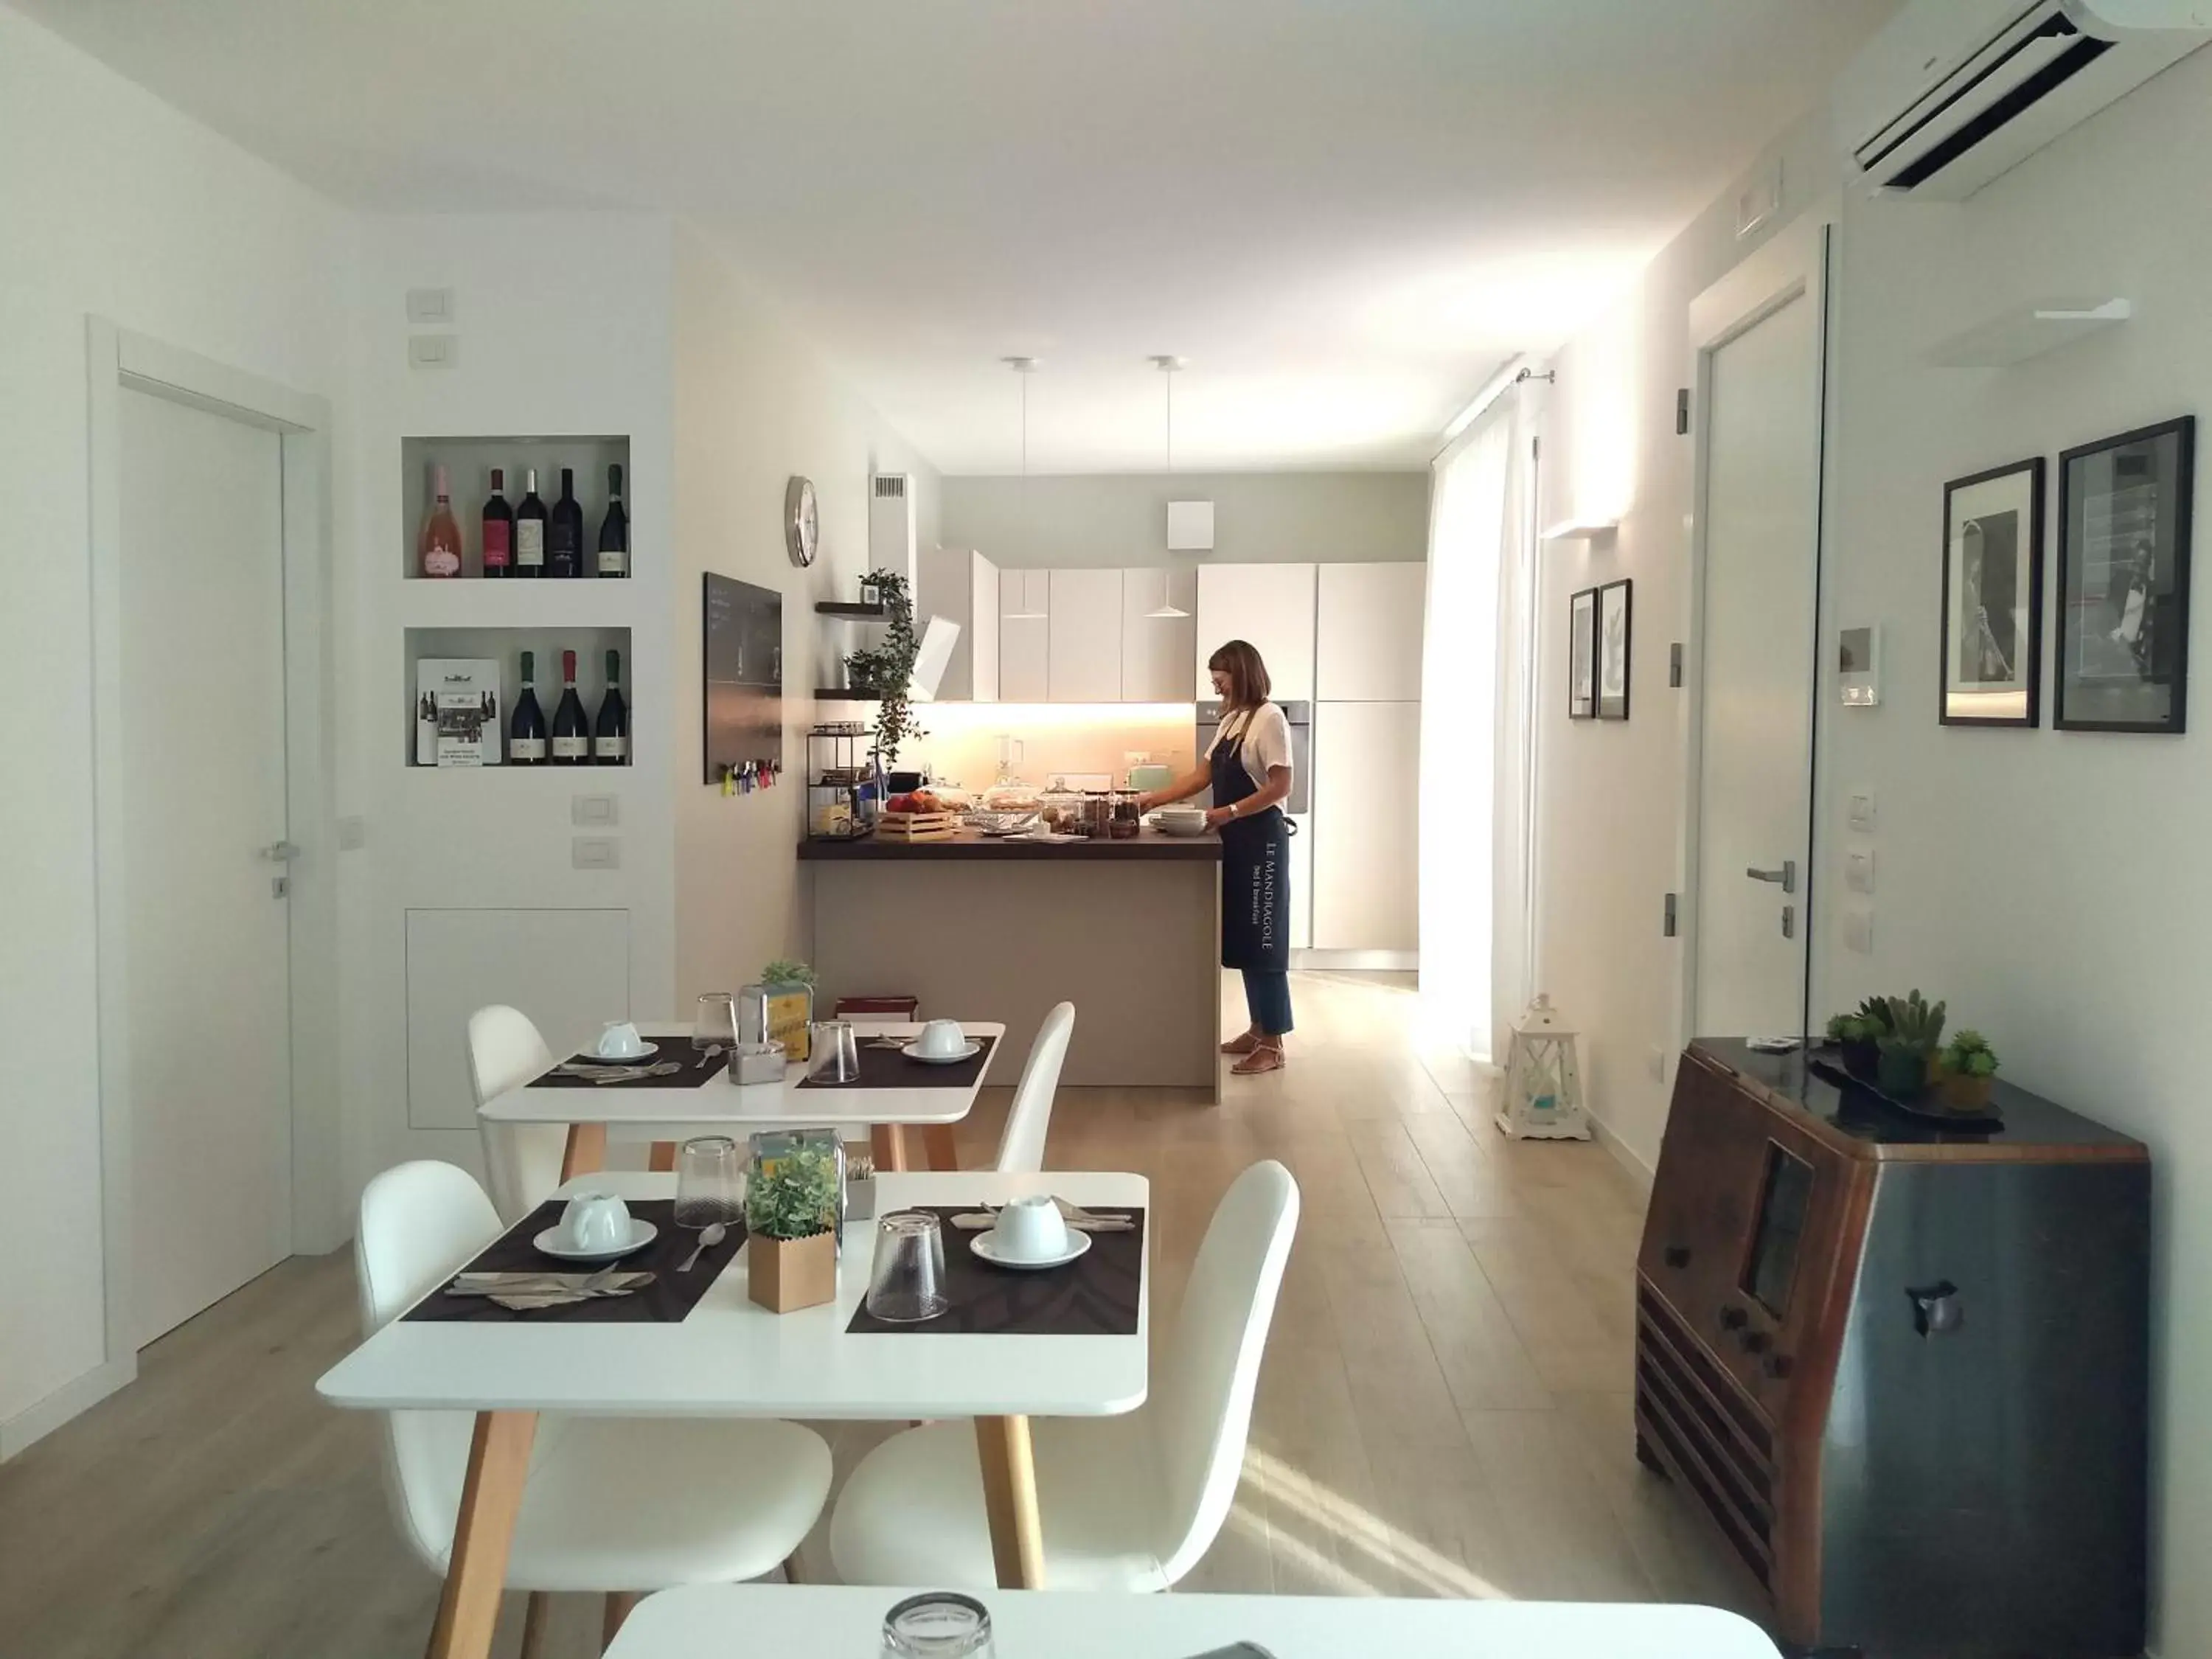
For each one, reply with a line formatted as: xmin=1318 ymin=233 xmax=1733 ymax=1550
xmin=1635 ymin=1040 xmax=2149 ymax=1658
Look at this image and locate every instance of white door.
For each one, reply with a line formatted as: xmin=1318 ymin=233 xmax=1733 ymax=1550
xmin=1120 ymin=568 xmax=1197 ymax=701
xmin=1193 ymin=563 xmax=1316 ymax=698
xmin=120 ymin=388 xmax=293 ymax=1345
xmin=1312 ymin=700 xmax=1421 ymax=950
xmin=1047 ymin=568 xmax=1123 ymax=700
xmin=1316 ymin=563 xmax=1426 ymax=700
xmin=1000 ymin=569 xmax=1048 ymax=701
xmin=1688 ymin=229 xmax=1826 ymax=1038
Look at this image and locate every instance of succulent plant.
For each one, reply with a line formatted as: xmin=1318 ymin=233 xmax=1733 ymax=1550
xmin=1879 ymin=990 xmax=1947 ymax=1056
xmin=1854 ymin=995 xmax=1896 ymax=1035
xmin=1943 ymin=1029 xmax=2000 ymax=1079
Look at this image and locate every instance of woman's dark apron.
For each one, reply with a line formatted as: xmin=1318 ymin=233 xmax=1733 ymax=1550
xmin=1211 ymin=717 xmax=1293 ymax=973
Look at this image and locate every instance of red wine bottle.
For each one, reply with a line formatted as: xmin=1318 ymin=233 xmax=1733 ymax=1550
xmin=597 ymin=463 xmax=629 ymax=577
xmin=548 ymin=467 xmax=584 ymax=578
xmin=509 ymin=650 xmax=548 ymax=764
xmin=419 ymin=465 xmax=463 ymax=578
xmin=481 ymin=468 xmax=513 ymax=579
xmin=515 ymin=468 xmax=547 ymax=578
xmin=594 ymin=649 xmax=628 ymax=765
xmin=551 ymin=650 xmax=590 ymax=764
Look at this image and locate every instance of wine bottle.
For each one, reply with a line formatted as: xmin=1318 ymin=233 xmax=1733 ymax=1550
xmin=509 ymin=650 xmax=548 ymax=765
xmin=551 ymin=649 xmax=590 ymax=764
xmin=594 ymin=649 xmax=628 ymax=764
xmin=481 ymin=468 xmax=513 ymax=580
xmin=419 ymin=465 xmax=463 ymax=578
xmin=548 ymin=467 xmax=584 ymax=579
xmin=597 ymin=463 xmax=629 ymax=578
xmin=515 ymin=468 xmax=547 ymax=578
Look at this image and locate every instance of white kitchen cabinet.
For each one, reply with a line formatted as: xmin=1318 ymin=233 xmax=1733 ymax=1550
xmin=1310 ymin=701 xmax=1419 ymax=952
xmin=1119 ymin=567 xmax=1197 ymax=702
xmin=970 ymin=552 xmax=1000 ymax=700
xmin=1288 ymin=811 xmax=1313 ymax=950
xmin=1194 ymin=563 xmax=1316 ymax=699
xmin=999 ymin=568 xmax=1051 ymax=702
xmin=916 ymin=546 xmax=1000 ymax=702
xmin=1048 ymin=568 xmax=1124 ymax=701
xmin=1317 ymin=563 xmax=1426 ymax=700
xmin=405 ymin=907 xmax=632 ymax=1130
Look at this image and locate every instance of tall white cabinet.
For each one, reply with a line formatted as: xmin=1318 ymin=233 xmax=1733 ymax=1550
xmin=1120 ymin=568 xmax=1197 ymax=702
xmin=999 ymin=568 xmax=1051 ymax=702
xmin=1048 ymin=568 xmax=1124 ymax=701
xmin=1317 ymin=562 xmax=1426 ymax=700
xmin=1193 ymin=563 xmax=1316 ymax=698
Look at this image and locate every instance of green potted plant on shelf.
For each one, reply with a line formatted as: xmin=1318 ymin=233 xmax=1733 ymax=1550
xmin=843 ymin=567 xmax=925 ymax=767
xmin=1937 ymin=1029 xmax=2000 ymax=1110
xmin=1826 ymin=997 xmax=1891 ymax=1082
xmin=745 ymin=1134 xmax=841 ymax=1313
xmin=1875 ymin=990 xmax=1946 ymax=1101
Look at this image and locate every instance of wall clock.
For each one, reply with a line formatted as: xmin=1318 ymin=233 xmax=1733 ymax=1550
xmin=785 ymin=476 xmax=819 ymax=568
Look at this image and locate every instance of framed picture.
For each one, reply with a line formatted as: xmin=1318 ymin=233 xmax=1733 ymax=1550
xmin=1940 ymin=458 xmax=2043 ymax=726
xmin=1568 ymin=587 xmax=1597 ymax=720
xmin=2057 ymin=416 xmax=2195 ymax=733
xmin=1596 ymin=579 xmax=1632 ymax=720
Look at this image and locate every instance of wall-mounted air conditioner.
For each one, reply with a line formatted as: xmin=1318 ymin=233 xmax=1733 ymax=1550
xmin=1840 ymin=0 xmax=2210 ymax=199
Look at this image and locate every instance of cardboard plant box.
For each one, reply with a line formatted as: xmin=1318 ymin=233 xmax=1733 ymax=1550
xmin=748 ymin=1230 xmax=837 ymax=1313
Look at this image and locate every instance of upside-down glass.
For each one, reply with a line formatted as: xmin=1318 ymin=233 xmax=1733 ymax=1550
xmin=673 ymin=1135 xmax=742 ymax=1229
xmin=809 ymin=1018 xmax=861 ymax=1083
xmin=864 ymin=1211 xmax=948 ymax=1323
xmin=882 ymin=1591 xmax=994 ymax=1658
xmin=694 ymin=992 xmax=739 ymax=1051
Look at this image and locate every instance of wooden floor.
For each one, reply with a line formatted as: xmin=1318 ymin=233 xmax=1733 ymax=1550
xmin=0 ymin=971 xmax=1766 ymax=1658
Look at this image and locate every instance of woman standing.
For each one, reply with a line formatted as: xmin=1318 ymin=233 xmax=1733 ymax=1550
xmin=1138 ymin=639 xmax=1295 ymax=1075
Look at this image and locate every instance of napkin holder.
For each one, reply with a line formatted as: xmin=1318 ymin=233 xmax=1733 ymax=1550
xmin=731 ymin=1041 xmax=786 ymax=1086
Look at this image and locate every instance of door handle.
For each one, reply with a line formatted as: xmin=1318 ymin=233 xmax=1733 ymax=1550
xmin=257 ymin=840 xmax=300 ymax=863
xmin=1745 ymin=860 xmax=1796 ymax=894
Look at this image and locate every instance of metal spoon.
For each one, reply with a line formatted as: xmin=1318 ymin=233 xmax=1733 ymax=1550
xmin=678 ymin=1222 xmax=728 ymax=1273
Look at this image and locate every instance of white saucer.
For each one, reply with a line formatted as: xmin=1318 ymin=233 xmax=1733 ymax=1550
xmin=902 ymin=1039 xmax=983 ymax=1065
xmin=532 ymin=1220 xmax=658 ymax=1262
xmin=588 ymin=1040 xmax=658 ymax=1063
xmin=970 ymin=1229 xmax=1093 ymax=1271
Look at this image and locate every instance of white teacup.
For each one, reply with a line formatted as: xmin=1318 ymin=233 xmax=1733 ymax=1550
xmin=992 ymin=1194 xmax=1071 ymax=1263
xmin=560 ymin=1192 xmax=633 ymax=1254
xmin=596 ymin=1020 xmax=647 ymax=1059
xmin=914 ymin=1019 xmax=968 ymax=1059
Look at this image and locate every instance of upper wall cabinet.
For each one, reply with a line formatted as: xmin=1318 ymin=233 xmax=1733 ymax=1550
xmin=1048 ymin=568 xmax=1124 ymax=701
xmin=970 ymin=552 xmax=1001 ymax=702
xmin=998 ymin=568 xmax=1051 ymax=701
xmin=1316 ymin=563 xmax=1426 ymax=700
xmin=1194 ymin=563 xmax=1316 ymax=700
xmin=1120 ymin=568 xmax=1197 ymax=702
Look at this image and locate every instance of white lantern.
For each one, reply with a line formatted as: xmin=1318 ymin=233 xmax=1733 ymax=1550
xmin=1495 ymin=994 xmax=1591 ymax=1141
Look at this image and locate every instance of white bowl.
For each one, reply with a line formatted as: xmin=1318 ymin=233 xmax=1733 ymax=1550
xmin=1150 ymin=813 xmax=1211 ymax=838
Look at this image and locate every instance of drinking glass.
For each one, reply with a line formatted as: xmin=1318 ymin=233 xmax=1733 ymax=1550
xmin=673 ymin=1135 xmax=742 ymax=1229
xmin=865 ymin=1211 xmax=948 ymax=1324
xmin=694 ymin=992 xmax=738 ymax=1051
xmin=882 ymin=1591 xmax=993 ymax=1658
xmin=809 ymin=1018 xmax=861 ymax=1083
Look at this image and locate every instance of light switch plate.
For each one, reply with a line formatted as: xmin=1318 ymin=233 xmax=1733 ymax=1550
xmin=1844 ymin=907 xmax=1874 ymax=954
xmin=408 ymin=333 xmax=457 ymax=369
xmin=1846 ymin=848 xmax=1876 ymax=894
xmin=571 ymin=836 xmax=619 ymax=869
xmin=405 ymin=286 xmax=454 ymax=324
xmin=338 ymin=815 xmax=366 ymax=851
xmin=1848 ymin=790 xmax=1877 ymax=832
xmin=571 ymin=793 xmax=619 ymax=827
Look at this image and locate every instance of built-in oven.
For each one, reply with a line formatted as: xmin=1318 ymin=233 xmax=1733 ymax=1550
xmin=1194 ymin=700 xmax=1311 ymax=814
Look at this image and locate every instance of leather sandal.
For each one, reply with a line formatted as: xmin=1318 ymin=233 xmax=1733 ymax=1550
xmin=1220 ymin=1031 xmax=1262 ymax=1054
xmin=1231 ymin=1042 xmax=1286 ymax=1076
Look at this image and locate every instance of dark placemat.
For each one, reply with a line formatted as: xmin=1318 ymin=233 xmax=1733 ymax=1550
xmin=532 ymin=1044 xmax=730 ymax=1089
xmin=405 ymin=1200 xmax=745 ymax=1324
xmin=799 ymin=1034 xmax=997 ymax=1091
xmin=845 ymin=1206 xmax=1144 ymax=1335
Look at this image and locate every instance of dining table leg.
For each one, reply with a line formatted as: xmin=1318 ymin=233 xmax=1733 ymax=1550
xmin=559 ymin=1121 xmax=607 ymax=1181
xmin=423 ymin=1410 xmax=537 ymax=1659
xmin=973 ymin=1414 xmax=1046 ymax=1589
xmin=922 ymin=1124 xmax=960 ymax=1172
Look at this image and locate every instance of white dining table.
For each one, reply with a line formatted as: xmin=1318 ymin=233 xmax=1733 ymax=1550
xmin=476 ymin=1020 xmax=1006 ymax=1178
xmin=604 ymin=1584 xmax=1784 ymax=1658
xmin=316 ymin=1167 xmax=1149 ymax=1659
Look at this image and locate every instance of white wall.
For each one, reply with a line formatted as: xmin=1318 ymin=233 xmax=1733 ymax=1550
xmin=939 ymin=470 xmax=1427 ymax=567
xmin=0 ymin=2 xmax=354 ymax=1441
xmin=670 ymin=230 xmax=941 ymax=1006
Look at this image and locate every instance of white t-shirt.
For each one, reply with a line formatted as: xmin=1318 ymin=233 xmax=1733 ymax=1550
xmin=1208 ymin=702 xmax=1293 ymax=782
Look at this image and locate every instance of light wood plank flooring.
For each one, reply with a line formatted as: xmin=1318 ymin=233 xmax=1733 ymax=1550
xmin=0 ymin=971 xmax=1765 ymax=1657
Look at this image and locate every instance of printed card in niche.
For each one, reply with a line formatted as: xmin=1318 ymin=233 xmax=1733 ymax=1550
xmin=415 ymin=658 xmax=503 ymax=766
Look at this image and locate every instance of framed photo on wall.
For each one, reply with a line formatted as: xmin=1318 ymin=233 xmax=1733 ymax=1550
xmin=1940 ymin=457 xmax=2044 ymax=726
xmin=1596 ymin=578 xmax=1632 ymax=720
xmin=2057 ymin=416 xmax=2195 ymax=733
xmin=1568 ymin=587 xmax=1597 ymax=720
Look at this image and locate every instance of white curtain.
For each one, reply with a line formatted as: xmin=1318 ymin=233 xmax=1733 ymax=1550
xmin=1419 ymin=393 xmax=1536 ymax=1063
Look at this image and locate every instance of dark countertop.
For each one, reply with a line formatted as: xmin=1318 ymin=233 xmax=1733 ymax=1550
xmin=799 ymin=827 xmax=1222 ymax=862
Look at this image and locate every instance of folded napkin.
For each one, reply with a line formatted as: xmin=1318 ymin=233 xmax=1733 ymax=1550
xmin=447 ymin=1269 xmax=655 ymax=1311
xmin=949 ymin=1197 xmax=1135 ymax=1234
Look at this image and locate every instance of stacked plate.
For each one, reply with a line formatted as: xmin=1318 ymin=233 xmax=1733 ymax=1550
xmin=1150 ymin=807 xmax=1211 ymax=838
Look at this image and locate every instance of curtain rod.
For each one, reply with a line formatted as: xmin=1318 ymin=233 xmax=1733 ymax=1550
xmin=1435 ymin=362 xmax=1554 ymax=459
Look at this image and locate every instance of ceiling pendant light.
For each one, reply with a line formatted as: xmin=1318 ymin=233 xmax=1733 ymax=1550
xmin=1146 ymin=354 xmax=1192 ymax=618
xmin=1004 ymin=355 xmax=1046 ymax=618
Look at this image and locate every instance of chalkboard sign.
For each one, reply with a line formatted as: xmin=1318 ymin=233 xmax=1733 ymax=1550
xmin=703 ymin=572 xmax=783 ymax=784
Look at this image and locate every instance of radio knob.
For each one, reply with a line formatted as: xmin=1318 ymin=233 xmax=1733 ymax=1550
xmin=1719 ymin=1305 xmax=1748 ymax=1330
xmin=1663 ymin=1245 xmax=1691 ymax=1269
xmin=1765 ymin=1354 xmax=1795 ymax=1380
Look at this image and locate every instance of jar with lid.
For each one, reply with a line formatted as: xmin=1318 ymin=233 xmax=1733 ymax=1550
xmin=1107 ymin=787 xmax=1142 ymax=840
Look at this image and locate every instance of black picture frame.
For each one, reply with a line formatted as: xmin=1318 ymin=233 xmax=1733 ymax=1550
xmin=1596 ymin=578 xmax=1632 ymax=721
xmin=1568 ymin=587 xmax=1597 ymax=720
xmin=1939 ymin=456 xmax=2044 ymax=728
xmin=2056 ymin=416 xmax=2195 ymax=734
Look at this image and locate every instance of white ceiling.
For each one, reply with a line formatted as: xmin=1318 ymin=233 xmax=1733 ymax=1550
xmin=23 ymin=0 xmax=1896 ymax=473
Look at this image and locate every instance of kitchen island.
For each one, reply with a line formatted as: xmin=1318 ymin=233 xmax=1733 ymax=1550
xmin=801 ymin=828 xmax=1222 ymax=1096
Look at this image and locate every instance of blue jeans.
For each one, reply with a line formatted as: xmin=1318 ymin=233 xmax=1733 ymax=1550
xmin=1242 ymin=969 xmax=1295 ymax=1038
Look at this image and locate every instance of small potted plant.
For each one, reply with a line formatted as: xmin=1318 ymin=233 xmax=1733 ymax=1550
xmin=745 ymin=1133 xmax=841 ymax=1313
xmin=1938 ymin=1030 xmax=2000 ymax=1110
xmin=1828 ymin=998 xmax=1890 ymax=1082
xmin=1875 ymin=990 xmax=1945 ymax=1101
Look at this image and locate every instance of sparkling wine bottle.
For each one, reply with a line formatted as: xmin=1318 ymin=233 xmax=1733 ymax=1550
xmin=509 ymin=650 xmax=548 ymax=764
xmin=597 ymin=463 xmax=629 ymax=577
xmin=551 ymin=650 xmax=590 ymax=764
xmin=418 ymin=465 xmax=463 ymax=578
xmin=594 ymin=650 xmax=628 ymax=764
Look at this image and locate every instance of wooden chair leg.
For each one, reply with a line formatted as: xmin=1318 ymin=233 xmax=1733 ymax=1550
xmin=870 ymin=1123 xmax=911 ymax=1172
xmin=647 ymin=1140 xmax=677 ymax=1172
xmin=922 ymin=1123 xmax=959 ymax=1172
xmin=560 ymin=1122 xmax=608 ymax=1181
xmin=422 ymin=1411 xmax=537 ymax=1659
xmin=517 ymin=1592 xmax=552 ymax=1659
xmin=973 ymin=1414 xmax=1046 ymax=1589
xmin=601 ymin=1590 xmax=643 ymax=1652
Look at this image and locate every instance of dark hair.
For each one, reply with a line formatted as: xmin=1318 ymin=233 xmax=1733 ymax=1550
xmin=1206 ymin=639 xmax=1271 ymax=709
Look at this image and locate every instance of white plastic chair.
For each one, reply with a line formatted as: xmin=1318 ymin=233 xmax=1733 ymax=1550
xmin=994 ymin=1002 xmax=1077 ymax=1173
xmin=828 ymin=1158 xmax=1300 ymax=1590
xmin=355 ymin=1162 xmax=833 ymax=1647
xmin=468 ymin=1004 xmax=566 ymax=1224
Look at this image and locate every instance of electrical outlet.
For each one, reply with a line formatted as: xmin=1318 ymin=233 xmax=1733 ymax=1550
xmin=1848 ymin=790 xmax=1877 ymax=832
xmin=405 ymin=286 xmax=454 ymax=324
xmin=571 ymin=793 xmax=619 ymax=827
xmin=337 ymin=815 xmax=366 ymax=851
xmin=1846 ymin=848 xmax=1876 ymax=894
xmin=571 ymin=836 xmax=619 ymax=869
xmin=408 ymin=333 xmax=458 ymax=369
